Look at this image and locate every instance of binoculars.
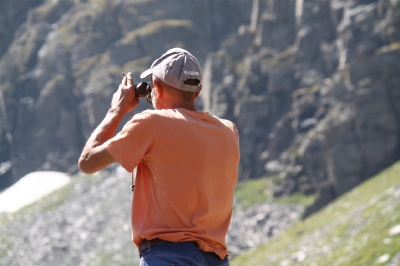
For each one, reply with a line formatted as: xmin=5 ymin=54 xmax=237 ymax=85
xmin=122 ymin=73 xmax=152 ymax=104
xmin=134 ymin=82 xmax=152 ymax=104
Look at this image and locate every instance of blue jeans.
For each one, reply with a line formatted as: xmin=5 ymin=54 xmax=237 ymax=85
xmin=139 ymin=241 xmax=229 ymax=266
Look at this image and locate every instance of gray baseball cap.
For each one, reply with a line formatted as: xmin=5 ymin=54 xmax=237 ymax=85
xmin=140 ymin=48 xmax=202 ymax=92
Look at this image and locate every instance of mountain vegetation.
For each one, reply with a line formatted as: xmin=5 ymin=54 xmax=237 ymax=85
xmin=231 ymin=161 xmax=400 ymax=265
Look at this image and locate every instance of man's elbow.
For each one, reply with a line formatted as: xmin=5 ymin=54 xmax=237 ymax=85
xmin=78 ymin=148 xmax=115 ymax=174
xmin=78 ymin=155 xmax=97 ymax=174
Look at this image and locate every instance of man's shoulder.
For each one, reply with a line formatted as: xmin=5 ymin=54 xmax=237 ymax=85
xmin=213 ymin=116 xmax=239 ymax=139
xmin=212 ymin=116 xmax=237 ymax=129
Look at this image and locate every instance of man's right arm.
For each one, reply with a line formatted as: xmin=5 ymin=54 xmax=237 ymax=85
xmin=78 ymin=72 xmax=139 ymax=174
xmin=78 ymin=107 xmax=125 ymax=174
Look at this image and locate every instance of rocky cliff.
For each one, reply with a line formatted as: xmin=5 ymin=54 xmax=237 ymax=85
xmin=0 ymin=0 xmax=399 ymax=214
xmin=201 ymin=0 xmax=400 ymax=214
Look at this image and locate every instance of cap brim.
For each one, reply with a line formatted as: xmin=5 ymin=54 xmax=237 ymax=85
xmin=140 ymin=69 xmax=152 ymax=79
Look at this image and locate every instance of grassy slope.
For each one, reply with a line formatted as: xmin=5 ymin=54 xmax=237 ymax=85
xmin=233 ymin=176 xmax=315 ymax=211
xmin=1 ymin=162 xmax=399 ymax=265
xmin=232 ymin=161 xmax=400 ymax=266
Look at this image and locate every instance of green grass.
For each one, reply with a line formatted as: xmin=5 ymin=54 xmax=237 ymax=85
xmin=234 ymin=176 xmax=315 ymax=211
xmin=231 ymin=161 xmax=400 ymax=266
xmin=274 ymin=192 xmax=316 ymax=206
xmin=234 ymin=177 xmax=270 ymax=210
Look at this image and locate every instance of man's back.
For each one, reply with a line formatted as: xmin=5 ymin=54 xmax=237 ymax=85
xmin=106 ymin=108 xmax=239 ymax=259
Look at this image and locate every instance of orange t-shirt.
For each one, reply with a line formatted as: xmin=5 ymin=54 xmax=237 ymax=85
xmin=106 ymin=108 xmax=240 ymax=259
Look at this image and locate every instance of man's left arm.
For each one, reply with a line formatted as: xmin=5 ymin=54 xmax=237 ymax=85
xmin=78 ymin=72 xmax=139 ymax=174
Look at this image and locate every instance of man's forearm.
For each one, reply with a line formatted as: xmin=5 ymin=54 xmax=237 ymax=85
xmin=78 ymin=107 xmax=126 ymax=173
xmin=86 ymin=107 xmax=126 ymax=147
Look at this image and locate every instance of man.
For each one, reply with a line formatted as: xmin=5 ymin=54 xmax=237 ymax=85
xmin=78 ymin=48 xmax=240 ymax=266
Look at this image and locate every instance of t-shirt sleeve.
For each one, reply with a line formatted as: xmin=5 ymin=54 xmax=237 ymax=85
xmin=106 ymin=111 xmax=154 ymax=172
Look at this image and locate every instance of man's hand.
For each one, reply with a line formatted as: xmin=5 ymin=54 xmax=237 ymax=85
xmin=112 ymin=72 xmax=139 ymax=114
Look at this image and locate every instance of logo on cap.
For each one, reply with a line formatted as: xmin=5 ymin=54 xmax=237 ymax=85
xmin=184 ymin=70 xmax=200 ymax=76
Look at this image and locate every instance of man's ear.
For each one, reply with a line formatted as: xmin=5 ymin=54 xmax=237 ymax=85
xmin=153 ymin=80 xmax=163 ymax=98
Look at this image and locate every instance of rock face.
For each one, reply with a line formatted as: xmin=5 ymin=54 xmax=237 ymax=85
xmin=0 ymin=0 xmax=399 ymax=214
xmin=201 ymin=0 xmax=400 ymax=214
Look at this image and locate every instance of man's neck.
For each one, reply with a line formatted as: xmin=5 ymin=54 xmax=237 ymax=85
xmin=159 ymin=101 xmax=197 ymax=111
